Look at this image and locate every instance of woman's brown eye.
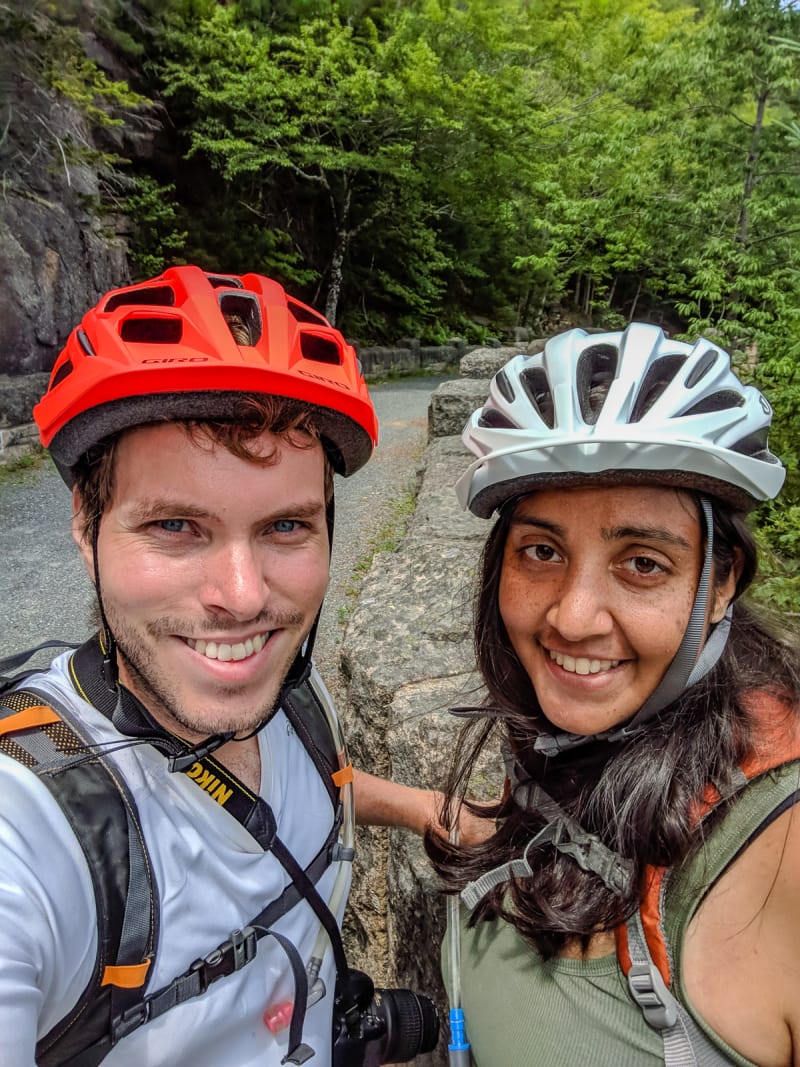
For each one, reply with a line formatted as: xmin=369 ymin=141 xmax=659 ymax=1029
xmin=633 ymin=557 xmax=658 ymax=574
xmin=526 ymin=544 xmax=557 ymax=561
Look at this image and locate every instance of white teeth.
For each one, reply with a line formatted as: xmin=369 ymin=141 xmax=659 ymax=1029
xmin=186 ymin=633 xmax=270 ymax=661
xmin=549 ymin=650 xmax=619 ymax=674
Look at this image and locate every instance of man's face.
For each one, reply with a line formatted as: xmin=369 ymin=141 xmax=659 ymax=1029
xmin=73 ymin=422 xmax=330 ymax=740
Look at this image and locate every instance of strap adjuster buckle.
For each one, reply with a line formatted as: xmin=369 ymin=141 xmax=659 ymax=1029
xmin=112 ymin=1000 xmax=151 ymax=1041
xmin=190 ymin=926 xmax=258 ymax=992
xmin=627 ymin=962 xmax=678 ymax=1029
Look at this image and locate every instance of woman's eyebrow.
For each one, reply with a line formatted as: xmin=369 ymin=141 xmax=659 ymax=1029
xmin=603 ymin=525 xmax=692 ymax=549
xmin=508 ymin=516 xmax=565 ymax=537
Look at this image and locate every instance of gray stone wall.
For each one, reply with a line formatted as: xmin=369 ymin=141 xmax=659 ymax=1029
xmin=340 ymin=345 xmax=543 ymax=1064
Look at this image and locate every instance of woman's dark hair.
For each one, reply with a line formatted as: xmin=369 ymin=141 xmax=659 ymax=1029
xmin=425 ymin=490 xmax=800 ymax=958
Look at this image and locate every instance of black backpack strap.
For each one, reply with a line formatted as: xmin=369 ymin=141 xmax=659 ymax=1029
xmin=281 ymin=673 xmax=341 ymax=808
xmin=0 ymin=685 xmax=158 ymax=1067
xmin=0 ymin=641 xmax=78 ymax=690
xmin=70 ymin=674 xmax=352 ymax=1061
xmin=0 ymin=652 xmax=348 ymax=1064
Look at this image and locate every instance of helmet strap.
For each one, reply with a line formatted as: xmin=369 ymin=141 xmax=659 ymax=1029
xmin=91 ymin=513 xmax=119 ymax=692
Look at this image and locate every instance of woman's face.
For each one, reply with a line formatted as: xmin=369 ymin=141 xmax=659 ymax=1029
xmin=498 ymin=485 xmax=737 ymax=737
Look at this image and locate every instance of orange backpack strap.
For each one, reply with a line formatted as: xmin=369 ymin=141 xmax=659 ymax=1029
xmin=0 ymin=684 xmax=158 ymax=1067
xmin=616 ymin=691 xmax=800 ymax=1064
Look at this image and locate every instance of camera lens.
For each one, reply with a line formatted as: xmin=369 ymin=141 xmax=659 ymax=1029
xmin=372 ymin=987 xmax=440 ymax=1063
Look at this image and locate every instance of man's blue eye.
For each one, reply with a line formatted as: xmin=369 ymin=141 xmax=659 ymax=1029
xmin=158 ymin=519 xmax=185 ymax=533
xmin=273 ymin=519 xmax=297 ymax=533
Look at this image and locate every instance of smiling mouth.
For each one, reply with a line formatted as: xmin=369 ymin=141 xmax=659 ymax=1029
xmin=548 ymin=650 xmax=621 ymax=675
xmin=184 ymin=632 xmax=272 ymax=662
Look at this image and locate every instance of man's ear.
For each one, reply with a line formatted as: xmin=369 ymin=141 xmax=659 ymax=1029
xmin=71 ymin=486 xmax=95 ymax=578
xmin=710 ymin=547 xmax=743 ymax=624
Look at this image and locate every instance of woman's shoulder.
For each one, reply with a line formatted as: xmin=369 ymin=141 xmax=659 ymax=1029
xmin=679 ymin=775 xmax=800 ymax=1067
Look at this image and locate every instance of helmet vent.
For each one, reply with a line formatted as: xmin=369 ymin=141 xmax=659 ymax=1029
xmin=120 ymin=317 xmax=183 ymax=343
xmin=576 ymin=344 xmax=618 ymax=425
xmin=300 ymin=332 xmax=342 ymax=365
xmin=219 ymin=293 xmax=263 ymax=346
xmin=630 ymin=355 xmax=687 ymax=422
xmin=683 ymin=390 xmax=744 ymax=416
xmin=77 ymin=329 xmax=96 ymax=357
xmin=288 ymin=299 xmax=328 ymax=326
xmin=478 ymin=407 xmax=518 ymax=430
xmin=207 ymin=275 xmax=244 ymax=289
xmin=495 ymin=369 xmax=515 ymax=404
xmin=103 ymin=286 xmax=175 ymax=313
xmin=684 ymin=347 xmax=719 ymax=389
xmin=49 ymin=359 xmax=73 ymax=390
xmin=730 ymin=427 xmax=770 ymax=459
xmin=519 ymin=367 xmax=554 ymax=428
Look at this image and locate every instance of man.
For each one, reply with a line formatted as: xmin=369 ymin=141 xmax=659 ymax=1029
xmin=0 ymin=266 xmax=379 ymax=1066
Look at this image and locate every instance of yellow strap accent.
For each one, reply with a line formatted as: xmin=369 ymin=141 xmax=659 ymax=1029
xmin=101 ymin=960 xmax=152 ymax=989
xmin=0 ymin=706 xmax=60 ymax=737
xmin=332 ymin=763 xmax=354 ymax=787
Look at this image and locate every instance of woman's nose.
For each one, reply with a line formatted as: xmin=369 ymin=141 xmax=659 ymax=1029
xmin=545 ymin=567 xmax=614 ymax=641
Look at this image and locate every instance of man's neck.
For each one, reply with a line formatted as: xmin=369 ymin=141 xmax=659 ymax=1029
xmin=212 ymin=734 xmax=262 ymax=795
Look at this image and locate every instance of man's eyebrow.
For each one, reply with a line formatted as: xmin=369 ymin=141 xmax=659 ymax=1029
xmin=126 ymin=499 xmax=326 ymax=523
xmin=603 ymin=525 xmax=692 ymax=549
xmin=127 ymin=499 xmax=211 ymax=522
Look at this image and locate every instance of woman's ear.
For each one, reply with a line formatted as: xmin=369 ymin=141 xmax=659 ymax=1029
xmin=710 ymin=547 xmax=743 ymax=624
xmin=71 ymin=486 xmax=95 ymax=578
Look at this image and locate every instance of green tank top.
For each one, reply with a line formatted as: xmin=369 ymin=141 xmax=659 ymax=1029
xmin=445 ymin=764 xmax=800 ymax=1067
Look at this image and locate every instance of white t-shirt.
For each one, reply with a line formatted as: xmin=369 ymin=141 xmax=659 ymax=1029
xmin=0 ymin=653 xmax=349 ymax=1066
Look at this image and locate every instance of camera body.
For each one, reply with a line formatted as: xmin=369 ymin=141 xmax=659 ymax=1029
xmin=332 ymin=968 xmax=439 ymax=1067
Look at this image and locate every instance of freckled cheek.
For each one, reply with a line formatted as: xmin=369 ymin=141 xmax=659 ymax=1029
xmin=498 ymin=569 xmax=544 ymax=636
xmin=631 ymin=592 xmax=694 ymax=662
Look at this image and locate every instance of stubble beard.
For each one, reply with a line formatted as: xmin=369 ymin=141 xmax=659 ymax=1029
xmin=106 ymin=608 xmax=307 ymax=740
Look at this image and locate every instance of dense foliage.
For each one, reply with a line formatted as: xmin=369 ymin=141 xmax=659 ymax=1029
xmin=5 ymin=0 xmax=800 ymax=604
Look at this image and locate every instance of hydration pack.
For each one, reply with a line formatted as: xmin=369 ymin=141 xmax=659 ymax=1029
xmin=617 ymin=692 xmax=800 ymax=1067
xmin=0 ymin=637 xmax=351 ymax=1067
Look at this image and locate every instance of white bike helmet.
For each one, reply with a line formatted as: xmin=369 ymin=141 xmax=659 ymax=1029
xmin=456 ymin=323 xmax=784 ymax=518
xmin=456 ymin=324 xmax=786 ymax=754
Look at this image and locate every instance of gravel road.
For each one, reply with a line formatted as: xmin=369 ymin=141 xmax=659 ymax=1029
xmin=0 ymin=377 xmax=444 ymax=683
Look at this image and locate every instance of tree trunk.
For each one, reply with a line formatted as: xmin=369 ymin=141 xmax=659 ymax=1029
xmin=736 ymin=86 xmax=769 ymax=250
xmin=325 ymin=184 xmax=352 ymax=326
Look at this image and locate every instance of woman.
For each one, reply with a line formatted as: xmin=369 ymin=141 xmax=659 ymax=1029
xmin=426 ymin=323 xmax=800 ymax=1066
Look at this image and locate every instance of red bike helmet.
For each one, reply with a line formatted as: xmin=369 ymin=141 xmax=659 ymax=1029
xmin=35 ymin=265 xmax=378 ymax=483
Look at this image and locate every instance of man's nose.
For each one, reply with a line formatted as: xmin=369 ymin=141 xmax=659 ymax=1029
xmin=200 ymin=541 xmax=268 ymax=621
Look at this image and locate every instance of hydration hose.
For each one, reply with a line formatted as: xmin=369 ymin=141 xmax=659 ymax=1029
xmin=446 ymin=824 xmax=471 ymax=1066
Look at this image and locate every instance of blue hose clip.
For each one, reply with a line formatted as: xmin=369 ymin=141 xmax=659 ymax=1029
xmin=448 ymin=1007 xmax=471 ymax=1066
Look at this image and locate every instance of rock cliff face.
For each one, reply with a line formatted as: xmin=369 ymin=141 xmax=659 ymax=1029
xmin=0 ymin=12 xmax=130 ymax=376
